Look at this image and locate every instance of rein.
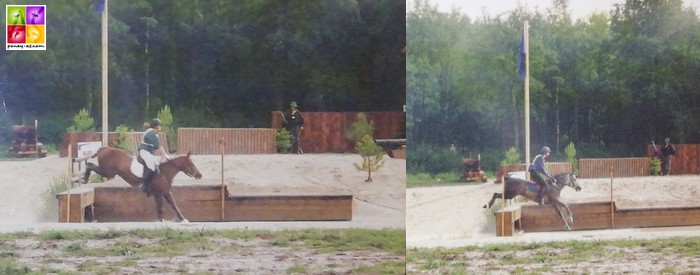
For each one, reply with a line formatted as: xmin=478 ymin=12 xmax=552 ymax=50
xmin=161 ymin=157 xmax=194 ymax=178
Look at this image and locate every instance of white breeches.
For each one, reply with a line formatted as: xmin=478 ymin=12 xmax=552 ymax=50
xmin=139 ymin=149 xmax=158 ymax=171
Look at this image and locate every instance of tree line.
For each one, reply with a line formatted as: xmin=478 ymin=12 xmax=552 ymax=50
xmin=407 ymin=0 xmax=700 ymax=172
xmin=0 ymin=0 xmax=406 ymax=145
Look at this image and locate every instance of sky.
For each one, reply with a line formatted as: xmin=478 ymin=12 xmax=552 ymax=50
xmin=407 ymin=0 xmax=700 ymax=21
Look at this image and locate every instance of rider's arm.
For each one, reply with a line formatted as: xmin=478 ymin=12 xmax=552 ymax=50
xmin=160 ymin=147 xmax=171 ymax=160
xmin=534 ymin=157 xmax=550 ymax=177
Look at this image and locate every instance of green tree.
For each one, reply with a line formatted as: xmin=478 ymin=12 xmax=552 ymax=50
xmin=66 ymin=109 xmax=95 ymax=133
xmin=276 ymin=128 xmax=292 ymax=153
xmin=346 ymin=113 xmax=374 ymax=143
xmin=156 ymin=105 xmax=176 ymax=153
xmin=114 ymin=124 xmax=135 ymax=154
xmin=354 ymin=135 xmax=385 ymax=182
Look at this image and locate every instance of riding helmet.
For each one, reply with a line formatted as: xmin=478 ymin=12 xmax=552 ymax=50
xmin=541 ymin=146 xmax=551 ymax=154
xmin=289 ymin=101 xmax=299 ymax=108
xmin=150 ymin=118 xmax=162 ymax=127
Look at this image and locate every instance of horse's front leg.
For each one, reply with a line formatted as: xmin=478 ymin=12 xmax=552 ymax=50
xmin=153 ymin=195 xmax=164 ymax=222
xmin=552 ymin=198 xmax=574 ymax=224
xmin=163 ymin=191 xmax=188 ymax=223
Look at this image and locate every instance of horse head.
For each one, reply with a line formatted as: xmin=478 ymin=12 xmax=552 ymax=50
xmin=168 ymin=152 xmax=203 ymax=179
xmin=554 ymin=173 xmax=581 ymax=192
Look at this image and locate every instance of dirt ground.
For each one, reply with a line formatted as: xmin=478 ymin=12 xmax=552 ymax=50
xmin=407 ymin=175 xmax=700 ymax=247
xmin=0 ymin=153 xmax=405 ymax=273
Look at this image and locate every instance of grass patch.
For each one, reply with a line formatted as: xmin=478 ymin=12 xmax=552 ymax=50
xmin=38 ymin=173 xmax=72 ymax=222
xmin=352 ymin=260 xmax=405 ymax=274
xmin=408 ymin=237 xmax=700 ymax=273
xmin=286 ymin=264 xmax=308 ymax=274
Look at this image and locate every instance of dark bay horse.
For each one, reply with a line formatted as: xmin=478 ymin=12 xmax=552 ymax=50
xmin=483 ymin=173 xmax=582 ymax=230
xmin=79 ymin=147 xmax=202 ymax=222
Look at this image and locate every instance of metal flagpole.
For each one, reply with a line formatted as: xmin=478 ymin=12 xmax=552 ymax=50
xmin=101 ymin=0 xmax=109 ymax=146
xmin=524 ymin=20 xmax=531 ymax=168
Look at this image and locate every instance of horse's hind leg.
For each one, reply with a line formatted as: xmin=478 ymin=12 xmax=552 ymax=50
xmin=163 ymin=191 xmax=188 ymax=223
xmin=483 ymin=193 xmax=502 ymax=208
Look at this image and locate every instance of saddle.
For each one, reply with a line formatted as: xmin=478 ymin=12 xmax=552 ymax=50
xmin=130 ymin=155 xmax=147 ymax=179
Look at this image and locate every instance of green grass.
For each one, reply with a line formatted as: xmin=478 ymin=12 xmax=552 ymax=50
xmin=407 ymin=171 xmax=496 ymax=188
xmin=408 ymin=237 xmax=700 ymax=273
xmin=0 ymin=228 xmax=405 ymax=274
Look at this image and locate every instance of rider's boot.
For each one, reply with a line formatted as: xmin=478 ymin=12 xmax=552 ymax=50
xmin=537 ymin=183 xmax=546 ymax=205
xmin=139 ymin=168 xmax=154 ymax=191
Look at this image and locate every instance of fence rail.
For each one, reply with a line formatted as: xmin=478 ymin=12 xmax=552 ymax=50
xmin=177 ymin=128 xmax=276 ymax=155
xmin=578 ymin=158 xmax=650 ymax=178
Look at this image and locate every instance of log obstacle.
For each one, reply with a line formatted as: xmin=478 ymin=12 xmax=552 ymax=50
xmin=56 ymin=182 xmax=353 ymax=223
xmin=495 ymin=205 xmax=523 ymax=237
xmin=516 ymin=201 xmax=700 ymax=232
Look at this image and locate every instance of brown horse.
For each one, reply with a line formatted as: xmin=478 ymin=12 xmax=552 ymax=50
xmin=79 ymin=147 xmax=202 ymax=222
xmin=483 ymin=173 xmax=582 ymax=230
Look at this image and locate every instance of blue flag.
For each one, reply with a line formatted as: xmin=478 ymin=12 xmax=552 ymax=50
xmin=517 ymin=32 xmax=526 ymax=79
xmin=94 ymin=0 xmax=105 ymax=13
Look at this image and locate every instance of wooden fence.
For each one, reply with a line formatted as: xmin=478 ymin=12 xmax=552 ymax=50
xmin=270 ymin=111 xmax=405 ymax=153
xmin=647 ymin=144 xmax=700 ymax=175
xmin=177 ymin=128 xmax=276 ymax=155
xmin=578 ymin=158 xmax=650 ymax=178
xmin=495 ymin=162 xmax=572 ymax=182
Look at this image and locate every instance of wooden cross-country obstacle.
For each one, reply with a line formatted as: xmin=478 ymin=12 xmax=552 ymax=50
xmin=495 ymin=205 xmax=523 ymax=237
xmin=56 ymin=182 xmax=353 ymax=223
xmin=515 ymin=201 xmax=700 ymax=232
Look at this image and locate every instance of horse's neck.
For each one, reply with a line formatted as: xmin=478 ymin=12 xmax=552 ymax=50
xmin=553 ymin=174 xmax=569 ymax=190
xmin=158 ymin=161 xmax=180 ymax=181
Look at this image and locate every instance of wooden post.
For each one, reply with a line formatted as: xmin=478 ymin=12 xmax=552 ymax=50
xmin=610 ymin=165 xmax=614 ymax=229
xmin=220 ymin=137 xmax=225 ymax=221
xmin=66 ymin=143 xmax=72 ymax=223
xmin=501 ymin=174 xmax=505 ymax=237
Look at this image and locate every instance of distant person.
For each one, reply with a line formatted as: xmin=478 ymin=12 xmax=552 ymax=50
xmin=661 ymin=137 xmax=676 ymax=175
xmin=450 ymin=144 xmax=456 ymax=153
xmin=138 ymin=118 xmax=171 ymax=191
xmin=283 ymin=101 xmax=304 ymax=154
xmin=529 ymin=146 xmax=554 ymax=205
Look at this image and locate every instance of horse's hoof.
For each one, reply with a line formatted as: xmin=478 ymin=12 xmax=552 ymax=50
xmin=181 ymin=219 xmax=190 ymax=223
xmin=564 ymin=224 xmax=571 ymax=230
xmin=482 ymin=204 xmax=487 ymax=208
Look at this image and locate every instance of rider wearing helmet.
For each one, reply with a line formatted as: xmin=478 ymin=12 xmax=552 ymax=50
xmin=138 ymin=118 xmax=171 ymax=191
xmin=529 ymin=146 xmax=554 ymax=205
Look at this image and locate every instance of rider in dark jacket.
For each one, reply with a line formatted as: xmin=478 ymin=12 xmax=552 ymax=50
xmin=529 ymin=146 xmax=554 ymax=205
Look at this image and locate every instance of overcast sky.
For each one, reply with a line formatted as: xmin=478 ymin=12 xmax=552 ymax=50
xmin=407 ymin=0 xmax=700 ymax=20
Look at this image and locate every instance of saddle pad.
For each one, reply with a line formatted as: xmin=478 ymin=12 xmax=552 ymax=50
xmin=527 ymin=182 xmax=541 ymax=193
xmin=130 ymin=158 xmax=144 ymax=179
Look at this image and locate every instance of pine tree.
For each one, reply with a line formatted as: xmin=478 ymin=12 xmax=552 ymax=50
xmin=354 ymin=135 xmax=385 ymax=182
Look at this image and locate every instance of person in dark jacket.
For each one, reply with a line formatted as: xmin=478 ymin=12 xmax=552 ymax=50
xmin=529 ymin=146 xmax=554 ymax=205
xmin=661 ymin=137 xmax=676 ymax=175
xmin=283 ymin=101 xmax=304 ymax=154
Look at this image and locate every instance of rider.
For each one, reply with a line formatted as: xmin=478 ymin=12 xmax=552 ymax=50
xmin=138 ymin=118 xmax=171 ymax=191
xmin=529 ymin=146 xmax=554 ymax=205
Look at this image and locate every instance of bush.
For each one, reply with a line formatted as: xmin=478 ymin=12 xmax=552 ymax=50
xmin=565 ymin=142 xmax=578 ymax=173
xmin=276 ymin=128 xmax=292 ymax=153
xmin=114 ymin=124 xmax=135 ymax=154
xmin=407 ymin=143 xmax=462 ymax=175
xmin=157 ymin=105 xmax=176 ymax=153
xmin=66 ymin=108 xmax=95 ymax=133
xmin=501 ymin=147 xmax=521 ymax=165
xmin=650 ymin=157 xmax=661 ymax=175
xmin=346 ymin=113 xmax=374 ymax=143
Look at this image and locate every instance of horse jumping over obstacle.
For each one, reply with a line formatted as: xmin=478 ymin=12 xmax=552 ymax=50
xmin=484 ymin=173 xmax=582 ymax=230
xmin=76 ymin=147 xmax=202 ymax=222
